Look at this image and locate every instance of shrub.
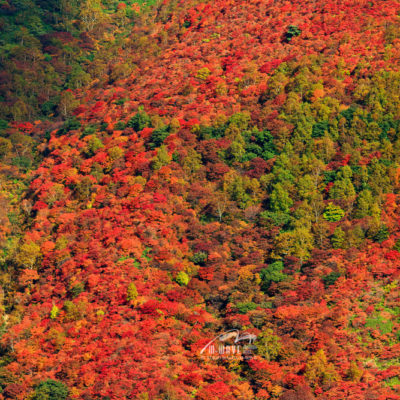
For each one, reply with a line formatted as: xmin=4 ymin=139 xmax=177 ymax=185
xmin=127 ymin=282 xmax=138 ymax=301
xmin=114 ymin=121 xmax=126 ymax=130
xmin=70 ymin=283 xmax=84 ymax=299
xmin=190 ymin=251 xmax=207 ymax=266
xmin=63 ymin=301 xmax=81 ymax=322
xmin=393 ymin=239 xmax=400 ymax=252
xmin=305 ymin=349 xmax=338 ymax=385
xmin=127 ymin=110 xmax=151 ymax=131
xmin=33 ymin=379 xmax=68 ymax=400
xmin=323 ymin=203 xmax=345 ymax=222
xmin=50 ymin=305 xmax=59 ymax=320
xmin=373 ymin=225 xmax=389 ymax=243
xmin=108 ymin=146 xmax=124 ymax=160
xmin=15 ymin=240 xmax=41 ymax=268
xmin=285 ymin=25 xmax=302 ymax=42
xmin=235 ymin=301 xmax=257 ymax=314
xmin=175 ymin=271 xmax=189 ymax=286
xmin=259 ymin=211 xmax=291 ymax=228
xmin=260 ymin=261 xmax=288 ymax=292
xmin=322 ymin=272 xmax=341 ymax=287
xmin=41 ymin=97 xmax=60 ymax=116
xmin=149 ymin=125 xmax=170 ymax=149
xmin=197 ymin=124 xmax=226 ymax=139
xmin=86 ymin=136 xmax=104 ymax=155
xmin=196 ymin=67 xmax=211 ymax=80
xmin=256 ymin=329 xmax=281 ymax=361
xmin=312 ymin=121 xmax=329 ymax=138
xmin=114 ymin=98 xmax=127 ymax=105
xmin=151 ymin=145 xmax=171 ymax=170
xmin=57 ymin=117 xmax=81 ymax=136
xmin=81 ymin=124 xmax=97 ymax=138
xmin=331 ymin=227 xmax=345 ymax=249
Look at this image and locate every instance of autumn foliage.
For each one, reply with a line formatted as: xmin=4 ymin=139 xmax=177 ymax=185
xmin=1 ymin=0 xmax=400 ymax=399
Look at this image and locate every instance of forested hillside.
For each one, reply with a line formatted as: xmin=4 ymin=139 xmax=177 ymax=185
xmin=2 ymin=0 xmax=400 ymax=399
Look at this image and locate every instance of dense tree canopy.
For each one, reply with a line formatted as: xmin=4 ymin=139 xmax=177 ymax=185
xmin=1 ymin=0 xmax=400 ymax=399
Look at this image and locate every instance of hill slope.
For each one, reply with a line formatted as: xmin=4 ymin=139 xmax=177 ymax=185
xmin=2 ymin=0 xmax=400 ymax=399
